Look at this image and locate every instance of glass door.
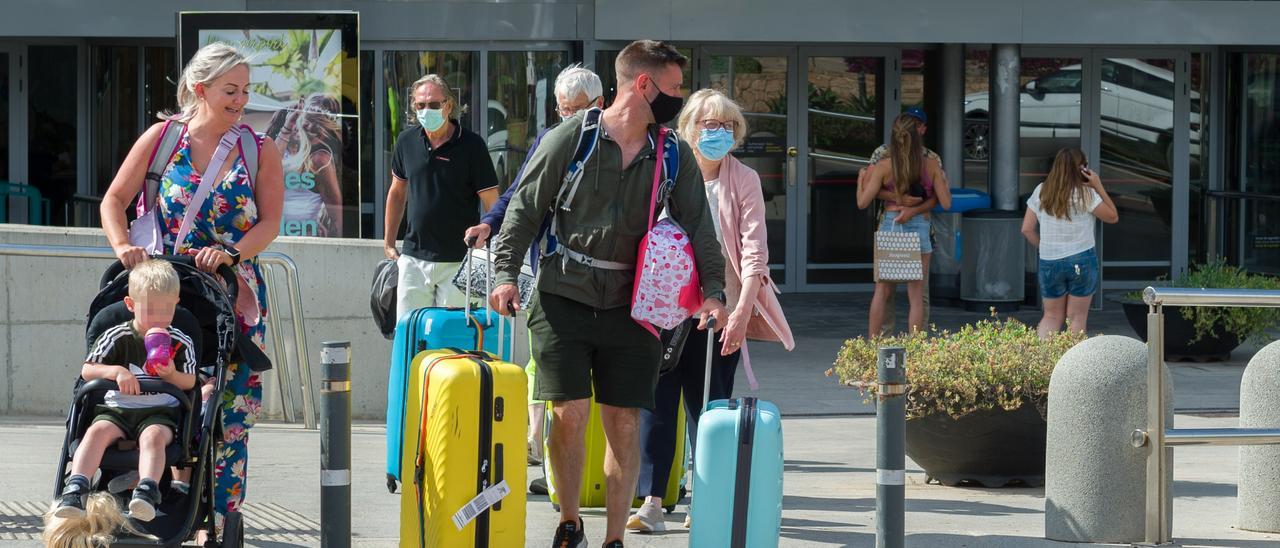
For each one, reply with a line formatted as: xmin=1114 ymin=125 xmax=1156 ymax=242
xmin=799 ymin=48 xmax=895 ymax=288
xmin=699 ymin=48 xmax=799 ymax=289
xmin=1233 ymin=52 xmax=1280 ymax=274
xmin=1096 ymin=54 xmax=1183 ymax=281
xmin=0 ymin=44 xmax=28 ymax=224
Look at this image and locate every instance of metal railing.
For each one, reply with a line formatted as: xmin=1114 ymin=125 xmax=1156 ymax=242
xmin=1135 ymin=287 xmax=1280 ymax=545
xmin=0 ymin=242 xmax=317 ymax=428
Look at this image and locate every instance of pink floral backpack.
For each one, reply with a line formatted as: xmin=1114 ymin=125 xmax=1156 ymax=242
xmin=631 ymin=127 xmax=703 ymax=337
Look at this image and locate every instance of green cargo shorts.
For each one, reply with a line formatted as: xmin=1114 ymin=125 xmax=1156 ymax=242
xmin=92 ymin=404 xmax=180 ymax=440
xmin=528 ymin=291 xmax=661 ymax=409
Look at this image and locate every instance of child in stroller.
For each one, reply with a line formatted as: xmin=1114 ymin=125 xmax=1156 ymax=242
xmin=54 ymin=259 xmax=198 ymax=522
xmin=48 ymin=256 xmax=249 ymax=547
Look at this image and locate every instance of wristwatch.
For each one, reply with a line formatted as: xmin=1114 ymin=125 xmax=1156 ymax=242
xmin=225 ymin=246 xmax=242 ymax=267
xmin=707 ymin=290 xmax=727 ymax=305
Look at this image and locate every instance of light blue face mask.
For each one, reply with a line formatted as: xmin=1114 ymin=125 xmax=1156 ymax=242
xmin=698 ymin=127 xmax=735 ymax=161
xmin=416 ymin=108 xmax=446 ymax=132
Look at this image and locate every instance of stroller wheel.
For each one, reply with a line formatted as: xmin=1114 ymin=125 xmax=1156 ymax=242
xmin=220 ymin=511 xmax=244 ymax=548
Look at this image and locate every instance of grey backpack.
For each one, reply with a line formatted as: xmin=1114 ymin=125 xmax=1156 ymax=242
xmin=371 ymin=259 xmax=399 ymax=340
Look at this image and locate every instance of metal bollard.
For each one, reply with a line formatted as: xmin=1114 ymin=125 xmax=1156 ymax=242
xmin=320 ymin=341 xmax=352 ymax=547
xmin=876 ymin=347 xmax=907 ymax=548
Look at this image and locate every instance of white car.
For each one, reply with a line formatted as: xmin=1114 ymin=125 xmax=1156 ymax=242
xmin=963 ymin=59 xmax=1201 ymax=169
xmin=487 ymin=100 xmax=509 ymax=179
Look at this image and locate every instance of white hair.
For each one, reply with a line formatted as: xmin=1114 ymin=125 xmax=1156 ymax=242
xmin=554 ymin=64 xmax=603 ymax=102
xmin=167 ymin=42 xmax=249 ymax=121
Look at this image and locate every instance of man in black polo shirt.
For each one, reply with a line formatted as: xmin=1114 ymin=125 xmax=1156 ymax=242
xmin=384 ymin=74 xmax=499 ymax=320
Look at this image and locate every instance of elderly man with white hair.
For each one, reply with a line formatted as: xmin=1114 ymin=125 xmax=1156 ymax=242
xmin=463 ymin=63 xmax=604 ymax=249
xmin=462 ymin=63 xmax=604 ymax=467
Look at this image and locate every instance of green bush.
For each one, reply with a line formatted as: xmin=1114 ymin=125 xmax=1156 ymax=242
xmin=829 ymin=316 xmax=1087 ymax=420
xmin=1125 ymin=259 xmax=1280 ymax=344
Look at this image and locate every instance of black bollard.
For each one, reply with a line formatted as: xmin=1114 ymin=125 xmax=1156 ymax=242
xmin=320 ymin=341 xmax=352 ymax=547
xmin=876 ymin=346 xmax=906 ymax=548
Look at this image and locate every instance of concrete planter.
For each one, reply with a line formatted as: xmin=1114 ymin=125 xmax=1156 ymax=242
xmin=1119 ymin=300 xmax=1241 ymax=361
xmin=905 ymin=402 xmax=1047 ymax=487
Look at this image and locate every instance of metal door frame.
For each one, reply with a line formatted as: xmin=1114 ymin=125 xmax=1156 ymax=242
xmin=795 ymin=45 xmax=900 ymax=292
xmin=696 ymin=45 xmax=803 ymax=291
xmin=0 ymin=43 xmax=27 ymax=185
xmin=1092 ymin=47 xmax=1192 ymax=288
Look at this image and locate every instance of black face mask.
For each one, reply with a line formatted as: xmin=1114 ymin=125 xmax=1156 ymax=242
xmin=646 ymin=84 xmax=684 ymax=125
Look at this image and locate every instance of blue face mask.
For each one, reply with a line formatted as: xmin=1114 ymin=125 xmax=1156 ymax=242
xmin=416 ymin=108 xmax=446 ymax=133
xmin=698 ymin=128 xmax=735 ymax=161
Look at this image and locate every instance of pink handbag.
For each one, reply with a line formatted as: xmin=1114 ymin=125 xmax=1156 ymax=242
xmin=630 ymin=128 xmax=703 ymax=337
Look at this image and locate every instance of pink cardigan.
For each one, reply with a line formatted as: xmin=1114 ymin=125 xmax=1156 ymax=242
xmin=713 ymin=155 xmax=796 ymax=389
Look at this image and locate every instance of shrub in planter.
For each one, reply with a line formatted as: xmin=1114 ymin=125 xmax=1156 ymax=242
xmin=829 ymin=316 xmax=1086 ymax=487
xmin=1121 ymin=260 xmax=1280 ymax=360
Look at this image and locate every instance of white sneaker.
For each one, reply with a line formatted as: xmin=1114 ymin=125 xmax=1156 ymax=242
xmin=527 ymin=440 xmax=543 ymax=466
xmin=625 ymin=501 xmax=666 ymax=533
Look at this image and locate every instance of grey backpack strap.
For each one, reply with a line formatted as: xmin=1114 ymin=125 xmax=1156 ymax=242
xmin=235 ymin=124 xmax=261 ymax=186
xmin=558 ymin=108 xmax=603 ymax=213
xmin=140 ymin=120 xmax=185 ymax=214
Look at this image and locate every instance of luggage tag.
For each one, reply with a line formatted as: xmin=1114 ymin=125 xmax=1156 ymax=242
xmin=451 ymin=479 xmax=511 ymax=530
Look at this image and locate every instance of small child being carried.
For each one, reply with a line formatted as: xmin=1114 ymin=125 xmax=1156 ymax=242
xmin=54 ymin=259 xmax=198 ymax=522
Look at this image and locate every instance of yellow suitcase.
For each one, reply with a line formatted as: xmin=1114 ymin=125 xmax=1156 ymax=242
xmin=544 ymin=395 xmax=688 ymax=511
xmin=399 ymin=349 xmax=527 ymax=548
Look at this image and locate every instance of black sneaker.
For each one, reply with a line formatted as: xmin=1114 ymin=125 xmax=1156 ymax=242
xmin=551 ymin=518 xmax=586 ymax=548
xmin=128 ymin=479 xmax=161 ymax=522
xmin=602 ymin=541 xmax=624 ymax=548
xmin=53 ymin=476 xmax=89 ymax=519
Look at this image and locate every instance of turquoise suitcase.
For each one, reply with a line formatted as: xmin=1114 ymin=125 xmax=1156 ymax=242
xmin=385 ymin=306 xmax=511 ymax=493
xmin=690 ymin=396 xmax=784 ymax=548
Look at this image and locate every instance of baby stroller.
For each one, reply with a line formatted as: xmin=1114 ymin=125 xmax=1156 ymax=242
xmin=53 ymin=255 xmax=266 ymax=547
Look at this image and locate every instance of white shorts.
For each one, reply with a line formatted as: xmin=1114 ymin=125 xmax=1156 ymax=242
xmin=395 ymin=254 xmax=466 ymax=321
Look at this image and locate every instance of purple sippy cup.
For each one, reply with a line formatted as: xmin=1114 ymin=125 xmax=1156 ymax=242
xmin=143 ymin=328 xmax=172 ymax=376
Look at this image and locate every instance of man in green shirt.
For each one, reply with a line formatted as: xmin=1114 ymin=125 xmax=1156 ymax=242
xmin=490 ymin=40 xmax=726 ymax=548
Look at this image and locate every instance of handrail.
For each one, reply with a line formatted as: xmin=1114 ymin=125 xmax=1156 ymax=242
xmin=258 ymin=252 xmax=317 ymax=429
xmin=808 ymin=151 xmax=869 ymax=166
xmin=807 ymin=108 xmax=875 ymax=123
xmin=0 ymin=242 xmax=316 ymax=428
xmin=1136 ymin=285 xmax=1280 ymax=544
xmin=1143 ymin=287 xmax=1280 ymax=308
xmin=1204 ymin=190 xmax=1280 ymax=203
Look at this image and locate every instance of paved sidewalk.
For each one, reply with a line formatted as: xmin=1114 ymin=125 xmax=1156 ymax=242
xmin=1 ymin=415 xmax=1278 ymax=547
xmin=2 ymin=295 xmax=1272 ymax=547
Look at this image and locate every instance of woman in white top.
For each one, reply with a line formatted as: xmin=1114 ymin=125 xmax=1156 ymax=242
xmin=1021 ymin=148 xmax=1119 ymax=338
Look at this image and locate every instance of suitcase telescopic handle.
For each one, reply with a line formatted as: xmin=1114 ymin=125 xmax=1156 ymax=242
xmin=690 ymin=316 xmax=717 ymax=506
xmin=702 ymin=316 xmax=717 ymax=416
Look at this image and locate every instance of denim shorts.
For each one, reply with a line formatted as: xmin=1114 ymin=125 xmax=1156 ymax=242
xmin=1038 ymin=248 xmax=1099 ymax=299
xmin=880 ymin=211 xmax=933 ymax=254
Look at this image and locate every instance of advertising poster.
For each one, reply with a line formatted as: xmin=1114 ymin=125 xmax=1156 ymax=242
xmin=179 ymin=12 xmax=359 ymax=238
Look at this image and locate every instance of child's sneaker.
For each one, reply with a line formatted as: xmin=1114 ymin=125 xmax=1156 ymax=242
xmin=128 ymin=479 xmax=161 ymax=522
xmin=53 ymin=475 xmax=89 ymax=519
xmin=169 ymin=480 xmax=190 ymax=497
xmin=107 ymin=470 xmax=139 ymax=494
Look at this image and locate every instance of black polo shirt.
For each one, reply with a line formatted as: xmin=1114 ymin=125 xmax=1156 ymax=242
xmin=391 ymin=121 xmax=499 ymax=262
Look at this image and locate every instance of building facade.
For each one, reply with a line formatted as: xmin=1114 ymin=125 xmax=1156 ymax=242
xmin=0 ymin=0 xmax=1277 ymax=293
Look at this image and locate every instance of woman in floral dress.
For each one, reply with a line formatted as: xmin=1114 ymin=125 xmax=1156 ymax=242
xmin=99 ymin=42 xmax=284 ymax=534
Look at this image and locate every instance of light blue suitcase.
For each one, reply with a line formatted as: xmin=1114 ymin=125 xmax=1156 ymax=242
xmin=384 ymin=305 xmax=510 ymax=493
xmin=690 ymin=395 xmax=784 ymax=548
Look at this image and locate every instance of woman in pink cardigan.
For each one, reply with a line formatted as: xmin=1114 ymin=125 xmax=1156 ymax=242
xmin=627 ymin=89 xmax=795 ymax=533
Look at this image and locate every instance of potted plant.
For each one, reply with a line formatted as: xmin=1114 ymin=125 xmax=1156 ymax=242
xmin=829 ymin=316 xmax=1086 ymax=487
xmin=1112 ymin=259 xmax=1280 ymax=361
